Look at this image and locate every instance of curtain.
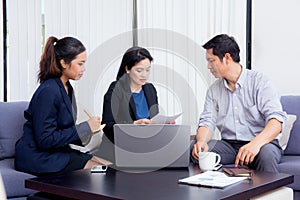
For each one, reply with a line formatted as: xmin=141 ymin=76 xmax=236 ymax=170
xmin=6 ymin=0 xmax=133 ymax=104
xmin=7 ymin=0 xmax=42 ymax=101
xmin=137 ymin=0 xmax=246 ymax=132
xmin=43 ymin=0 xmax=133 ymax=121
xmin=5 ymin=0 xmax=246 ymax=130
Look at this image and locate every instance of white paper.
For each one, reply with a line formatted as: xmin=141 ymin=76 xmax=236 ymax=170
xmin=151 ymin=112 xmax=183 ymax=124
xmin=69 ymin=131 xmax=103 ymax=153
xmin=178 ymin=171 xmax=248 ymax=188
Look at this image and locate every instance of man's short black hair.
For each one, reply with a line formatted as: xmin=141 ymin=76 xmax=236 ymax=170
xmin=202 ymin=34 xmax=240 ymax=63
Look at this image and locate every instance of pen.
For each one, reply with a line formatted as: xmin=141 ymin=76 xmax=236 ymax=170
xmin=84 ymin=109 xmax=92 ymax=119
xmin=84 ymin=109 xmax=106 ymax=132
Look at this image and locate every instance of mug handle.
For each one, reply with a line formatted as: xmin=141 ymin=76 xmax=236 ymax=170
xmin=213 ymin=164 xmax=222 ymax=171
xmin=215 ymin=154 xmax=221 ymax=165
xmin=214 ymin=154 xmax=222 ymax=170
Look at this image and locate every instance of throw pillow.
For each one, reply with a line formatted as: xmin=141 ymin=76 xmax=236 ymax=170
xmin=0 ymin=101 xmax=28 ymax=159
xmin=279 ymin=114 xmax=297 ymax=150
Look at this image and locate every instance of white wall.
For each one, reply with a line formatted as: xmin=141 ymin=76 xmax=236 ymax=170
xmin=252 ymin=0 xmax=300 ymax=95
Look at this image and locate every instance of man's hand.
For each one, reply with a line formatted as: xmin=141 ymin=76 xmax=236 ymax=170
xmin=235 ymin=142 xmax=260 ymax=167
xmin=234 ymin=118 xmax=283 ymax=167
xmin=192 ymin=141 xmax=209 ymax=160
xmin=192 ymin=126 xmax=212 ymax=160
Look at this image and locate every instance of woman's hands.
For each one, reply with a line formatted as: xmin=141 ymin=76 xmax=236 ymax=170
xmin=133 ymin=118 xmax=154 ymax=124
xmin=167 ymin=120 xmax=176 ymax=124
xmin=84 ymin=110 xmax=105 ymax=133
xmin=87 ymin=116 xmax=106 ymax=133
xmin=133 ymin=119 xmax=176 ymax=124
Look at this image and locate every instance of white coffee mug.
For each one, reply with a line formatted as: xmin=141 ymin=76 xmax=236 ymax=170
xmin=198 ymin=152 xmax=222 ymax=172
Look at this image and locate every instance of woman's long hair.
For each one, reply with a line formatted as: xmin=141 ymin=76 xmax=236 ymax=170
xmin=38 ymin=36 xmax=86 ymax=83
xmin=116 ymin=46 xmax=153 ymax=80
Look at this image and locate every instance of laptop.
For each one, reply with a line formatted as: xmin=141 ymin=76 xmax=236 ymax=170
xmin=113 ymin=124 xmax=190 ymax=170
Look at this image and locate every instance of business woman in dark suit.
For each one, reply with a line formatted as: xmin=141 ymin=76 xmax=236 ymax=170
xmin=95 ymin=47 xmax=159 ymax=162
xmin=15 ymin=36 xmax=109 ymax=175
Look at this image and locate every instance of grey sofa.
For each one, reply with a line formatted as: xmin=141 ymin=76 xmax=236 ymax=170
xmin=0 ymin=101 xmax=35 ymax=199
xmin=0 ymin=96 xmax=300 ymax=198
xmin=279 ymin=95 xmax=300 ymax=191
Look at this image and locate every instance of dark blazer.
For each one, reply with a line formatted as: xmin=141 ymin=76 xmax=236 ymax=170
xmin=15 ymin=78 xmax=91 ymax=174
xmin=102 ymin=75 xmax=159 ymax=143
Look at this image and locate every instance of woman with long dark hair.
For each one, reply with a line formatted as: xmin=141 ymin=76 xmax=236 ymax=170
xmin=15 ymin=36 xmax=109 ymax=175
xmin=96 ymin=46 xmax=159 ymax=162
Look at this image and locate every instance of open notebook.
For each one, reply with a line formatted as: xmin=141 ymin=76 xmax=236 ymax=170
xmin=178 ymin=171 xmax=248 ymax=188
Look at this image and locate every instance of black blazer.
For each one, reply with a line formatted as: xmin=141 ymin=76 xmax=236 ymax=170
xmin=15 ymin=78 xmax=91 ymax=174
xmin=102 ymin=75 xmax=159 ymax=142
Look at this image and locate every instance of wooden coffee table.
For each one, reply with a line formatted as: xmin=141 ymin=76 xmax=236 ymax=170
xmin=25 ymin=164 xmax=293 ymax=200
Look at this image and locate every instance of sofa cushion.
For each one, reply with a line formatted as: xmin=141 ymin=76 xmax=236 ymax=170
xmin=0 ymin=158 xmax=35 ymax=197
xmin=0 ymin=101 xmax=28 ymax=159
xmin=280 ymin=96 xmax=300 ymax=155
xmin=278 ymin=155 xmax=300 ymax=190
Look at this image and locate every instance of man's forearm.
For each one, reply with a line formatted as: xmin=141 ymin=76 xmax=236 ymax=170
xmin=251 ymin=118 xmax=282 ymax=147
xmin=196 ymin=126 xmax=213 ymax=143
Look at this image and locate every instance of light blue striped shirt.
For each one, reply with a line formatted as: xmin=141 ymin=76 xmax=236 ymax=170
xmin=199 ymin=67 xmax=287 ymax=141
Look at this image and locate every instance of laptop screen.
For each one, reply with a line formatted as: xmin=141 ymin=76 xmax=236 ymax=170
xmin=113 ymin=124 xmax=191 ymax=170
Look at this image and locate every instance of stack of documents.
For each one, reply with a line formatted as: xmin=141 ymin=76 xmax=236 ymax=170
xmin=178 ymin=171 xmax=248 ymax=188
xmin=151 ymin=112 xmax=183 ymax=124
